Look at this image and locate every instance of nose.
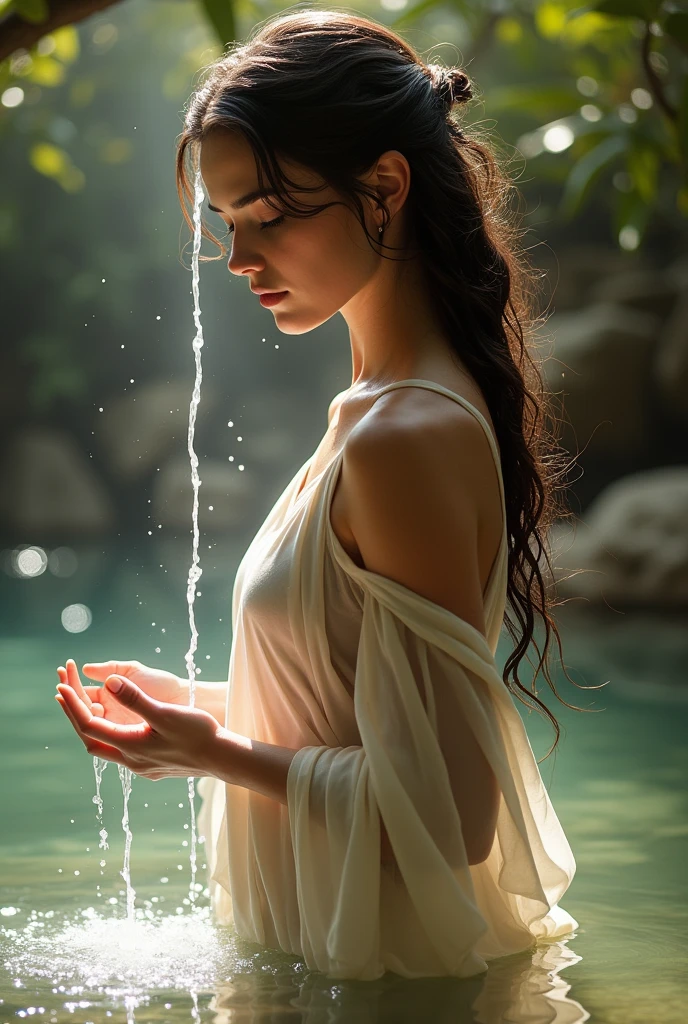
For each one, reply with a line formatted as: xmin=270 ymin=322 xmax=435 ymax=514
xmin=226 ymin=237 xmax=265 ymax=278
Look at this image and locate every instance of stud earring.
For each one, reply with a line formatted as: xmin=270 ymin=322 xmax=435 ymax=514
xmin=378 ymin=225 xmax=383 ymax=234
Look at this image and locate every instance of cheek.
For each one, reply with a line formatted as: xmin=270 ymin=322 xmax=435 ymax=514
xmin=290 ymin=214 xmax=374 ymax=295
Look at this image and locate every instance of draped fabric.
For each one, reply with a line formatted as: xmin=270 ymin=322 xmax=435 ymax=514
xmin=197 ymin=379 xmax=578 ymax=979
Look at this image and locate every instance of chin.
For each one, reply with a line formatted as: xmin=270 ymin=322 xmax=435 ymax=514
xmin=274 ymin=307 xmax=341 ymax=335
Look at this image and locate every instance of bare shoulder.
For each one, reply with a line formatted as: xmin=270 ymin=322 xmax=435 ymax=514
xmin=347 ymin=385 xmax=498 ymax=481
xmin=341 ymin=397 xmax=495 ymax=636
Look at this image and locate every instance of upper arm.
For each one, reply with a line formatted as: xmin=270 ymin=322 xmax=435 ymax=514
xmin=344 ymin=413 xmax=502 ymax=864
xmin=343 ymin=413 xmax=487 ymax=639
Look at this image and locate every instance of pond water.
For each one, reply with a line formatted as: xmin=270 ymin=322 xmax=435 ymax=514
xmin=1 ymin=538 xmax=686 ymax=1023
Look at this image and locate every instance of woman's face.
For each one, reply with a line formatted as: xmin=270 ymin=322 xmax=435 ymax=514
xmin=199 ymin=129 xmax=381 ymax=335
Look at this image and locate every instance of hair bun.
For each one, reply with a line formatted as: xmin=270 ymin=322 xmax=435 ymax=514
xmin=427 ymin=64 xmax=473 ymax=112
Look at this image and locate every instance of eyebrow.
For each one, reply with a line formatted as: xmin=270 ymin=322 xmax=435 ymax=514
xmin=207 ymin=188 xmax=278 ymax=213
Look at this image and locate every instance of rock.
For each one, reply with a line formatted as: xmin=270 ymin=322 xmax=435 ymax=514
xmin=97 ymin=381 xmax=216 ymax=481
xmin=0 ymin=428 xmax=115 ymax=534
xmin=540 ymin=302 xmax=661 ymax=459
xmin=550 ymin=467 xmax=688 ymax=607
xmin=654 ymin=284 xmax=688 ymax=424
xmin=152 ymin=457 xmax=258 ymax=530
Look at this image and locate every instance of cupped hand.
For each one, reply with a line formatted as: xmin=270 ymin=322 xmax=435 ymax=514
xmin=56 ymin=659 xmax=185 ymax=727
xmin=55 ymin=670 xmax=220 ymax=780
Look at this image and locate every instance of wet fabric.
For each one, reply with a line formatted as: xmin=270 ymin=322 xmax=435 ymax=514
xmin=197 ymin=379 xmax=579 ymax=980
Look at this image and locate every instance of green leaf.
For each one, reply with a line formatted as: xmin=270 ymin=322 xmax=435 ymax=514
xmin=626 ymin=144 xmax=659 ymax=203
xmin=199 ymin=0 xmax=236 ymax=48
xmin=12 ymin=0 xmax=49 ymax=24
xmin=613 ymin=189 xmax=652 ymax=248
xmin=390 ymin=0 xmax=441 ymax=31
xmin=559 ymin=133 xmax=627 ymax=219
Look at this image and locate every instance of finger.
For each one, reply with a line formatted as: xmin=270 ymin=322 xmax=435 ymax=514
xmin=66 ymin=659 xmax=93 ymax=709
xmin=82 ymin=661 xmax=134 ymax=682
xmin=104 ymin=675 xmax=167 ymax=727
xmin=57 ymin=683 xmax=145 ymax=749
xmin=57 ymin=700 xmax=132 ymax=764
xmin=55 ymin=693 xmax=91 ymax=747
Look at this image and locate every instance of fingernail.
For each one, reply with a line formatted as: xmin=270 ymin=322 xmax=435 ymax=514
xmin=106 ymin=676 xmax=123 ymax=693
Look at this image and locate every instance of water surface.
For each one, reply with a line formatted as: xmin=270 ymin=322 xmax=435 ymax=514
xmin=1 ymin=538 xmax=686 ymax=1023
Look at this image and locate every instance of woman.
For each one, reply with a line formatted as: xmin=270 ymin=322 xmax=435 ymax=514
xmin=56 ymin=9 xmax=585 ymax=980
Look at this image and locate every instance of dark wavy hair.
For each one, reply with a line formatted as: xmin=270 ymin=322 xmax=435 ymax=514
xmin=175 ymin=7 xmax=600 ymax=760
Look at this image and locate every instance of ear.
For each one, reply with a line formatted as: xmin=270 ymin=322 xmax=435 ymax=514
xmin=368 ymin=149 xmax=411 ymax=224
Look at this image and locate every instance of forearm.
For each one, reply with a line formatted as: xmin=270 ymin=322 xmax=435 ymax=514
xmin=208 ymin=728 xmax=395 ymax=866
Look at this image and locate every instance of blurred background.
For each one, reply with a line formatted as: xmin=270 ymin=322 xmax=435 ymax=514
xmin=0 ymin=1 xmax=687 ymax=1022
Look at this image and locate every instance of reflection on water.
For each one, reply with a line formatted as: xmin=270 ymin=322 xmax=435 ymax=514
xmin=0 ymin=539 xmax=686 ymax=1022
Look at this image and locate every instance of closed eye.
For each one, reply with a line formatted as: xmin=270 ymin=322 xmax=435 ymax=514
xmin=224 ymin=215 xmax=285 ymax=235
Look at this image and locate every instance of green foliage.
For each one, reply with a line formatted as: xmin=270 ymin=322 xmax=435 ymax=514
xmin=11 ymin=0 xmax=50 ymax=25
xmin=0 ymin=0 xmax=686 ymax=251
xmin=391 ymin=0 xmax=687 ymax=249
xmin=199 ymin=0 xmax=236 ymax=50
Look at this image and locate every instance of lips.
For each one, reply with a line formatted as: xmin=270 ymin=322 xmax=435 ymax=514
xmin=258 ymin=291 xmax=288 ymax=308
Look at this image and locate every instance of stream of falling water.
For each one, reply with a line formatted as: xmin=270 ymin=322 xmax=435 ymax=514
xmin=92 ymin=755 xmax=109 ymax=853
xmin=118 ymin=764 xmax=137 ymax=921
xmin=90 ymin=163 xmax=207 ymax=931
xmin=183 ymin=162 xmax=207 ymax=906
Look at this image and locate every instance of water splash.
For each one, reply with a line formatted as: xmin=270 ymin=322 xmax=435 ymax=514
xmin=117 ymin=765 xmax=136 ymax=921
xmin=181 ymin=161 xmax=207 ymax=906
xmin=1 ymin=903 xmax=226 ymax=1016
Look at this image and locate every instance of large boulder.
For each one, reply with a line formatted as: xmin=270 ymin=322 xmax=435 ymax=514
xmin=654 ymin=284 xmax=688 ymax=425
xmin=0 ymin=427 xmax=115 ymax=534
xmin=539 ymin=302 xmax=661 ymax=460
xmin=550 ymin=467 xmax=688 ymax=608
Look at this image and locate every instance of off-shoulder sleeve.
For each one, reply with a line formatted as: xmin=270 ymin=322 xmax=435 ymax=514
xmin=286 ymin=569 xmax=579 ymax=980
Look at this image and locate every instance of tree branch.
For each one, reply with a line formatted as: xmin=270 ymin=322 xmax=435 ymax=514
xmin=640 ymin=20 xmax=677 ymax=125
xmin=0 ymin=0 xmax=127 ymax=63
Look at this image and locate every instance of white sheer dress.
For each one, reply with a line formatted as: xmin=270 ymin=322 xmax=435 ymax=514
xmin=197 ymin=379 xmax=579 ymax=980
